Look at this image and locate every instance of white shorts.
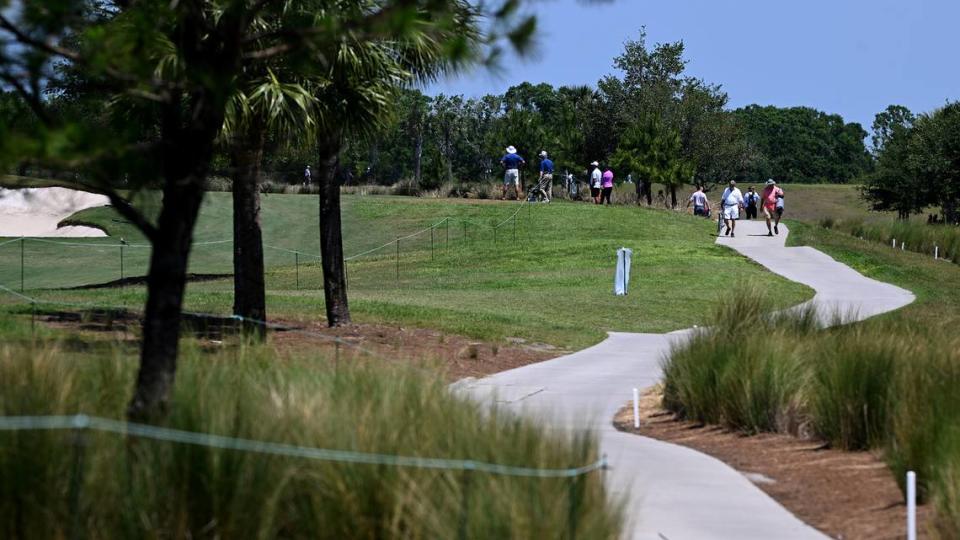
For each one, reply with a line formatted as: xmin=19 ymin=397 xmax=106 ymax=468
xmin=504 ymin=169 xmax=520 ymax=186
xmin=723 ymin=205 xmax=740 ymax=220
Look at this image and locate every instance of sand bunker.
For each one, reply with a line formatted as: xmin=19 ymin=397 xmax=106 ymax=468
xmin=0 ymin=187 xmax=110 ymax=237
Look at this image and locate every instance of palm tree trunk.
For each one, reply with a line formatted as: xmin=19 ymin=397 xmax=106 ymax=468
xmin=317 ymin=131 xmax=351 ymax=326
xmin=230 ymin=118 xmax=267 ymax=339
xmin=128 ymin=178 xmax=206 ymax=420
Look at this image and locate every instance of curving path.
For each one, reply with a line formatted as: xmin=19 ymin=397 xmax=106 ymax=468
xmin=458 ymin=219 xmax=915 ymax=539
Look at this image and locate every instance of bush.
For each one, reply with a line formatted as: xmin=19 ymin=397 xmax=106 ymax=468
xmin=0 ymin=338 xmax=622 ymax=539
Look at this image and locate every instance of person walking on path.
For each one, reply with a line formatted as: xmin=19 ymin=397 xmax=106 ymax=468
xmin=538 ymin=151 xmax=554 ymax=202
xmin=589 ymin=161 xmax=602 ymax=204
xmin=719 ymin=180 xmax=744 ymax=237
xmin=601 ymin=167 xmax=614 ymax=205
xmin=303 ymin=165 xmax=312 ymax=187
xmin=744 ymin=186 xmax=759 ymax=220
xmin=760 ymin=179 xmax=785 ymax=236
xmin=500 ymin=146 xmax=525 ymax=201
xmin=687 ymin=185 xmax=711 ymax=217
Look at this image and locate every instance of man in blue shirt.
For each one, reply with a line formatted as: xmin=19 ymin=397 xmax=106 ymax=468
xmin=500 ymin=145 xmax=525 ymax=200
xmin=538 ymin=150 xmax=554 ymax=202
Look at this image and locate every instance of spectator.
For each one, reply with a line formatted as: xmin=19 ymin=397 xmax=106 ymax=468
xmin=500 ymin=146 xmax=525 ymax=201
xmin=538 ymin=151 xmax=554 ymax=201
xmin=760 ymin=179 xmax=785 ymax=236
xmin=687 ymin=185 xmax=710 ymax=217
xmin=744 ymin=186 xmax=759 ymax=220
xmin=601 ymin=167 xmax=614 ymax=205
xmin=718 ymin=180 xmax=744 ymax=237
xmin=589 ymin=161 xmax=602 ymax=204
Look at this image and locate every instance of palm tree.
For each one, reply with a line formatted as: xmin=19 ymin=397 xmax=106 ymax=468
xmin=307 ymin=3 xmax=481 ymax=327
xmin=223 ymin=70 xmax=315 ymax=339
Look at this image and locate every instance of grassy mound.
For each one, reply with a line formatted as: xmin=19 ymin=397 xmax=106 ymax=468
xmin=0 ymin=193 xmax=812 ymax=349
xmin=0 ymin=321 xmax=622 ymax=538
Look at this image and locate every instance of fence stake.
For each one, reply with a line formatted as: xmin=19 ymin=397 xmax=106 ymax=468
xmin=20 ymin=237 xmax=24 ymax=292
xmin=567 ymin=474 xmax=581 ymax=540
xmin=893 ymin=238 xmax=897 ymax=249
xmin=68 ymin=425 xmax=88 ymax=540
xmin=396 ymin=236 xmax=400 ymax=282
xmin=907 ymin=471 xmax=917 ymax=540
xmin=633 ymin=388 xmax=640 ymax=428
xmin=458 ymin=468 xmax=474 ymax=540
xmin=295 ymin=252 xmax=300 ymax=290
xmin=902 ymin=242 xmax=906 ymax=252
xmin=935 ymin=245 xmax=940 ymax=260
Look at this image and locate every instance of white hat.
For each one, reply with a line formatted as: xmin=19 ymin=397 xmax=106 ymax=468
xmin=539 ymin=150 xmax=548 ymax=158
xmin=765 ymin=178 xmax=776 ymax=185
xmin=506 ymin=146 xmax=517 ymax=154
xmin=590 ymin=161 xmax=599 ymax=167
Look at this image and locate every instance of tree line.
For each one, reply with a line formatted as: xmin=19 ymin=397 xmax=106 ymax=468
xmin=863 ymin=103 xmax=960 ymax=223
xmin=289 ymin=29 xmax=875 ymax=209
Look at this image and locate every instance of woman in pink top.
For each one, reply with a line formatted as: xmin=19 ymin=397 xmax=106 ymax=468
xmin=760 ymin=178 xmax=785 ymax=236
xmin=600 ymin=168 xmax=614 ymax=205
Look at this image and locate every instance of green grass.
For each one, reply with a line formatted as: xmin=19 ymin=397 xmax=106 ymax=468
xmin=0 ymin=192 xmax=813 ymax=350
xmin=0 ymin=318 xmax=622 ymax=538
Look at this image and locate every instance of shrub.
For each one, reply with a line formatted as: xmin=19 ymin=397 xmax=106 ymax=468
xmin=0 ymin=338 xmax=622 ymax=539
xmin=809 ymin=328 xmax=899 ymax=450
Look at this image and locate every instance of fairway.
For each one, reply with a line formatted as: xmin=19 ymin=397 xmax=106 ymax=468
xmin=0 ymin=193 xmax=811 ymax=349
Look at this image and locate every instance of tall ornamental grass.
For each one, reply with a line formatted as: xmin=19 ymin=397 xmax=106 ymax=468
xmin=661 ymin=291 xmax=960 ymax=534
xmin=0 ymin=337 xmax=622 ymax=539
xmin=822 ymin=217 xmax=960 ymax=263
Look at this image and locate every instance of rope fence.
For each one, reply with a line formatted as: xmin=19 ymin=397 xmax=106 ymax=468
xmin=0 ymin=200 xmax=532 ymax=291
xmin=0 ymin=414 xmax=605 ymax=478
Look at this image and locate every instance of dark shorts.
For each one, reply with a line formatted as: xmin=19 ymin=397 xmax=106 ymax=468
xmin=590 ymin=187 xmax=601 ymax=198
xmin=775 ymin=207 xmax=784 ymax=217
xmin=694 ymin=206 xmax=707 ymax=217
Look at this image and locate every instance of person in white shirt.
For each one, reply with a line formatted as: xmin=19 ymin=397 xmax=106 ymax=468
xmin=686 ymin=185 xmax=711 ymax=217
xmin=303 ymin=165 xmax=312 ymax=187
xmin=589 ymin=161 xmax=602 ymax=204
xmin=718 ymin=180 xmax=744 ymax=237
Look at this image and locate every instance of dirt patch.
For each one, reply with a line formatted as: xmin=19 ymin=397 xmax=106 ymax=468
xmin=270 ymin=321 xmax=559 ymax=380
xmin=614 ymin=386 xmax=932 ymax=540
xmin=35 ymin=309 xmax=559 ymax=380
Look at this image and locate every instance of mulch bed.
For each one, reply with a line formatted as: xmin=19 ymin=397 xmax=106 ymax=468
xmin=269 ymin=320 xmax=560 ymax=381
xmin=613 ymin=387 xmax=931 ymax=540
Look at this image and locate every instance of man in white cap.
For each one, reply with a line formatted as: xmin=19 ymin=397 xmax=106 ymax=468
xmin=538 ymin=150 xmax=554 ymax=201
xmin=760 ymin=178 xmax=785 ymax=236
xmin=500 ymin=146 xmax=525 ymax=200
xmin=718 ymin=180 xmax=744 ymax=237
xmin=589 ymin=161 xmax=602 ymax=204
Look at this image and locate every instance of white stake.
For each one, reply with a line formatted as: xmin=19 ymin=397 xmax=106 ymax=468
xmin=902 ymin=242 xmax=906 ymax=251
xmin=632 ymin=388 xmax=640 ymax=429
xmin=935 ymin=245 xmax=939 ymax=260
xmin=907 ymin=471 xmax=917 ymax=540
xmin=893 ymin=238 xmax=897 ymax=249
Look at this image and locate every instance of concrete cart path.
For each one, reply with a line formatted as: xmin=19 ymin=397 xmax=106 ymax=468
xmin=458 ymin=219 xmax=915 ymax=539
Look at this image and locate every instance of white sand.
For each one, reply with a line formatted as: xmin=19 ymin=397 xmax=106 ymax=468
xmin=0 ymin=187 xmax=110 ymax=237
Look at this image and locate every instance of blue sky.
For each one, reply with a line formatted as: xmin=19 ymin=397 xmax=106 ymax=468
xmin=426 ymin=0 xmax=960 ymax=130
